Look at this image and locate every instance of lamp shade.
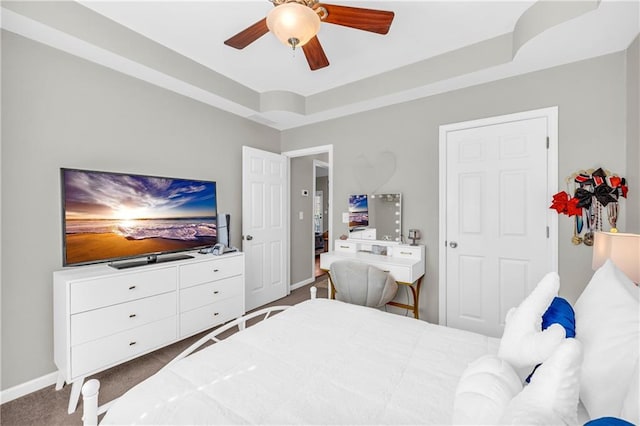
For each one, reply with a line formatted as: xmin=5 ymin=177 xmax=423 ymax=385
xmin=266 ymin=2 xmax=320 ymax=49
xmin=592 ymin=232 xmax=640 ymax=283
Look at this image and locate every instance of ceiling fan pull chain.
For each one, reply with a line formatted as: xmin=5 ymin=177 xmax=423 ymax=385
xmin=288 ymin=37 xmax=300 ymax=51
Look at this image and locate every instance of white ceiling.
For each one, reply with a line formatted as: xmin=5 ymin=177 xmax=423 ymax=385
xmin=2 ymin=1 xmax=639 ymax=130
xmin=79 ymin=1 xmax=533 ymax=95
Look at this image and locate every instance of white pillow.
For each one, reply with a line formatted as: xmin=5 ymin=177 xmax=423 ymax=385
xmin=501 ymin=339 xmax=583 ymax=425
xmin=452 ymin=355 xmax=523 ymax=425
xmin=574 ymin=260 xmax=640 ymax=420
xmin=498 ymin=272 xmax=566 ymax=379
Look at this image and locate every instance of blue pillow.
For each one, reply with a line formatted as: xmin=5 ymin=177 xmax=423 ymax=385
xmin=584 ymin=417 xmax=634 ymax=426
xmin=526 ymin=297 xmax=575 ymax=383
xmin=542 ymin=297 xmax=576 ymax=338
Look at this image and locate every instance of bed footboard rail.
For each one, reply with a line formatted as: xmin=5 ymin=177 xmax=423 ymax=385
xmin=164 ymin=304 xmax=292 ymax=369
xmin=81 ymin=304 xmax=296 ymax=425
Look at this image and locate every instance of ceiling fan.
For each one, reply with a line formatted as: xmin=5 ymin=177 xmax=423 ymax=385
xmin=224 ymin=0 xmax=395 ymax=71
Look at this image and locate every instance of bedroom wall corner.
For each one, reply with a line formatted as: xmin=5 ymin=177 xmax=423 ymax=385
xmin=625 ymin=35 xmax=639 ymax=233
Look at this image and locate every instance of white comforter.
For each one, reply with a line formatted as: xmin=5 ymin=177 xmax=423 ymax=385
xmin=102 ymin=299 xmax=499 ymax=425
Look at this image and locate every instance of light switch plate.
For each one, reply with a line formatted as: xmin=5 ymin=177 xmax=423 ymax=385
xmin=342 ymin=212 xmax=349 ymax=223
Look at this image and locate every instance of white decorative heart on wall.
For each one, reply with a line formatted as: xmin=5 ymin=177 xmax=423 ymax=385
xmin=352 ymin=151 xmax=397 ymax=193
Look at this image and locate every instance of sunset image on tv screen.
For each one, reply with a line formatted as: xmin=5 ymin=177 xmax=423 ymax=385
xmin=62 ymin=169 xmax=217 ymax=266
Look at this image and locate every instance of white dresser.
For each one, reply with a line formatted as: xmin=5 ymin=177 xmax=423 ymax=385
xmin=53 ymin=252 xmax=244 ymax=413
xmin=320 ymin=240 xmax=425 ymax=318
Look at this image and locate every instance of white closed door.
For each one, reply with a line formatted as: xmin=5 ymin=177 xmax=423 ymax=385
xmin=441 ymin=109 xmax=557 ymax=337
xmin=242 ymin=146 xmax=288 ymax=311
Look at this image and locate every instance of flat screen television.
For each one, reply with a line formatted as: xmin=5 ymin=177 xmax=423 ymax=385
xmin=61 ymin=168 xmax=217 ymax=269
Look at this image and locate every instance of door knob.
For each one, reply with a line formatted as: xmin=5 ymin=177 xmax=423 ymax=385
xmin=449 ymin=241 xmax=458 ymax=248
xmin=245 ymin=235 xmax=253 ymax=241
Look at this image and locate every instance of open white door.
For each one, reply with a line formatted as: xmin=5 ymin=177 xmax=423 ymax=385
xmin=242 ymin=146 xmax=288 ymax=311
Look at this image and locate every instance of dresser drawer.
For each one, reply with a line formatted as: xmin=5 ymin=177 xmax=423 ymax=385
xmin=71 ymin=292 xmax=176 ymax=346
xmin=180 ymin=275 xmax=242 ymax=312
xmin=179 ymin=295 xmax=243 ymax=337
xmin=179 ymin=255 xmax=243 ymax=289
xmin=70 ymin=268 xmax=176 ymax=314
xmin=71 ymin=316 xmax=176 ymax=379
xmin=334 ymin=240 xmax=357 ymax=253
xmin=391 ymin=245 xmax=423 ymax=260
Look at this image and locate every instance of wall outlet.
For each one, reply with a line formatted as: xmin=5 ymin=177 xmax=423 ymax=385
xmin=299 ymin=211 xmax=304 ymax=220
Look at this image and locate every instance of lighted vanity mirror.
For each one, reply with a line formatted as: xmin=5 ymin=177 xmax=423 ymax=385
xmin=348 ymin=193 xmax=402 ymax=242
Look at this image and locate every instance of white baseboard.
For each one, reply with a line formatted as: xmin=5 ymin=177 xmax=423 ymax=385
xmin=0 ymin=371 xmax=58 ymax=405
xmin=290 ymin=277 xmax=315 ymax=291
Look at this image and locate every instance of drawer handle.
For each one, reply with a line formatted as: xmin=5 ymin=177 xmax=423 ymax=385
xmin=129 ymin=341 xmax=136 ymax=346
xmin=129 ymin=314 xmax=137 ymax=318
xmin=213 ymin=291 xmax=219 ymax=295
xmin=213 ymin=269 xmax=220 ymax=273
xmin=339 ymin=245 xmax=349 ymax=249
xmin=128 ymin=285 xmax=136 ymax=290
xmin=213 ymin=312 xmax=219 ymax=316
xmin=399 ymin=251 xmax=412 ymax=255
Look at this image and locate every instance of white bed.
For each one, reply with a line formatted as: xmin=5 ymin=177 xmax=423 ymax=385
xmin=82 ymin=260 xmax=639 ymax=425
xmin=99 ymin=298 xmax=499 ymax=425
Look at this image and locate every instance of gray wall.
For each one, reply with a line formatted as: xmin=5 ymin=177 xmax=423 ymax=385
xmin=282 ymin=50 xmax=631 ymax=323
xmin=0 ymin=31 xmax=280 ymax=390
xmin=626 ymin=36 xmax=640 ymax=233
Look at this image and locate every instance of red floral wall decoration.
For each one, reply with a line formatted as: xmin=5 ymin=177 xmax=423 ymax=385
xmin=550 ymin=167 xmax=628 ymax=246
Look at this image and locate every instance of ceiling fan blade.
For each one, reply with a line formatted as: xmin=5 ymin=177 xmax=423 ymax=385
xmin=302 ymin=36 xmax=330 ymax=71
xmin=224 ymin=18 xmax=269 ymax=49
xmin=317 ymin=4 xmax=394 ymax=34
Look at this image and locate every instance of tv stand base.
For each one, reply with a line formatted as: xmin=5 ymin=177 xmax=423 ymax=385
xmin=109 ymin=253 xmax=194 ymax=270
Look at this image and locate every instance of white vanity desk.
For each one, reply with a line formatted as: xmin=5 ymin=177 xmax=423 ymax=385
xmin=320 ymin=239 xmax=425 ymax=318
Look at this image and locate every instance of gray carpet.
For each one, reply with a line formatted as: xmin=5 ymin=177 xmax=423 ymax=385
xmin=0 ymin=279 xmax=327 ymax=426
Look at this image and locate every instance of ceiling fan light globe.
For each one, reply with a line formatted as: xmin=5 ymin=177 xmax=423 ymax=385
xmin=266 ymin=2 xmax=320 ymax=48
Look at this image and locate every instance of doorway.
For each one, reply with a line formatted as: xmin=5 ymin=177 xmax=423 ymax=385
xmin=438 ymin=107 xmax=558 ymax=337
xmin=282 ymin=145 xmax=333 ymax=291
xmin=314 ymin=160 xmax=329 ymax=278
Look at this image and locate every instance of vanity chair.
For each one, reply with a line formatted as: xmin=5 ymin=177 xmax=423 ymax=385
xmin=329 ymin=260 xmax=398 ymax=308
